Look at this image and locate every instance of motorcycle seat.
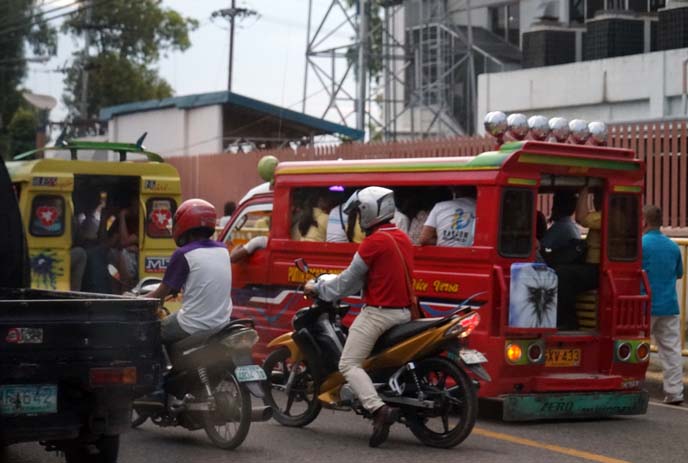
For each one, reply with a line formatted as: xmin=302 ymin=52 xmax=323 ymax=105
xmin=167 ymin=319 xmax=253 ymax=361
xmin=371 ymin=317 xmax=453 ymax=355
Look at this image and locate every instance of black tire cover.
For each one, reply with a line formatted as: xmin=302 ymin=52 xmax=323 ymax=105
xmin=0 ymin=158 xmax=29 ymax=288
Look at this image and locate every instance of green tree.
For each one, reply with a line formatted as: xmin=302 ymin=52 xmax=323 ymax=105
xmin=0 ymin=0 xmax=57 ymax=159
xmin=62 ymin=0 xmax=198 ymax=123
xmin=8 ymin=107 xmax=39 ymax=157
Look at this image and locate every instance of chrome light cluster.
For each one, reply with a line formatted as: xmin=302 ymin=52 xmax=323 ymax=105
xmin=484 ymin=111 xmax=608 ymax=146
xmin=221 ymin=329 xmax=259 ymax=351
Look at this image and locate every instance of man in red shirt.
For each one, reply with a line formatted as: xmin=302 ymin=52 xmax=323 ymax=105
xmin=305 ymin=186 xmax=414 ymax=448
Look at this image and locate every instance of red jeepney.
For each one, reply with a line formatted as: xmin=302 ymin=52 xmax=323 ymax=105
xmin=220 ymin=139 xmax=650 ymax=421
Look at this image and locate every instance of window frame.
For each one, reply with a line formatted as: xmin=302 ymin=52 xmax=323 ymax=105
xmin=223 ymin=202 xmax=273 ymax=246
xmin=29 ymin=194 xmax=66 ymax=237
xmin=498 ymin=187 xmax=535 ymax=258
xmin=606 ymin=193 xmax=640 ymax=262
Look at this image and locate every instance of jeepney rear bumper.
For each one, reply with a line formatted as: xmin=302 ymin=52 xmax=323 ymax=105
xmin=496 ymin=390 xmax=649 ymax=421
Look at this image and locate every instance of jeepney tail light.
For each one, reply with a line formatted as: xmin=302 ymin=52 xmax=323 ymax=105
xmin=527 ymin=343 xmax=543 ymax=363
xmin=617 ymin=343 xmax=632 ymax=362
xmin=90 ymin=367 xmax=137 ymax=386
xmin=506 ymin=343 xmax=523 ymax=364
xmin=636 ymin=343 xmax=650 ymax=362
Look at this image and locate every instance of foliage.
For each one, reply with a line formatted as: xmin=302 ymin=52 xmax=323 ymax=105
xmin=0 ymin=0 xmax=57 ymax=159
xmin=8 ymin=107 xmax=39 ymax=157
xmin=62 ymin=0 xmax=198 ymax=122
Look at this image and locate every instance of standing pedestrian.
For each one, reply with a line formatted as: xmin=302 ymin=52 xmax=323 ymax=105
xmin=642 ymin=205 xmax=684 ymax=405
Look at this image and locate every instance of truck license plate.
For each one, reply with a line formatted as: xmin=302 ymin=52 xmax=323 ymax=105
xmin=545 ymin=348 xmax=581 ymax=367
xmin=235 ymin=365 xmax=267 ymax=382
xmin=0 ymin=385 xmax=57 ymax=415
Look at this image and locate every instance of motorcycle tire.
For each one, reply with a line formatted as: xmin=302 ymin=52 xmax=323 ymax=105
xmin=63 ymin=435 xmax=119 ymax=463
xmin=131 ymin=409 xmax=148 ymax=429
xmin=404 ymin=357 xmax=477 ymax=449
xmin=203 ymin=374 xmax=251 ymax=450
xmin=262 ymin=347 xmax=322 ymax=427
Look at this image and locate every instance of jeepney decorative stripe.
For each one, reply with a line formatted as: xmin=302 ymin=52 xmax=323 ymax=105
xmin=613 ymin=185 xmax=642 ymax=193
xmin=507 ymin=177 xmax=538 ymax=186
xmin=518 ymin=153 xmax=639 ymax=171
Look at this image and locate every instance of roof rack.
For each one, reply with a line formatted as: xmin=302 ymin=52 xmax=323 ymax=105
xmin=13 ymin=132 xmax=164 ymax=163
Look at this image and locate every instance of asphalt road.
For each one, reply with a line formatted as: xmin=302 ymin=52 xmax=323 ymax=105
xmin=3 ymin=398 xmax=687 ymax=463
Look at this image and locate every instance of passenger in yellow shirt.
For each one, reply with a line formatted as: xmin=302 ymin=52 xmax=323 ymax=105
xmin=576 ymin=186 xmax=602 ymax=264
xmin=296 ymin=192 xmax=337 ymax=242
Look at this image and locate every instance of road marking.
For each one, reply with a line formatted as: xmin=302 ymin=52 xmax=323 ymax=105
xmin=474 ymin=427 xmax=631 ymax=463
xmin=649 ymin=401 xmax=688 ymax=412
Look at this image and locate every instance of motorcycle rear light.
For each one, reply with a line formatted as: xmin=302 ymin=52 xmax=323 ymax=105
xmin=527 ymin=343 xmax=543 ymax=363
xmin=617 ymin=342 xmax=632 ymax=362
xmin=506 ymin=343 xmax=523 ymax=364
xmin=221 ymin=329 xmax=259 ymax=350
xmin=90 ymin=367 xmax=137 ymax=386
xmin=444 ymin=313 xmax=481 ymax=339
xmin=636 ymin=342 xmax=650 ymax=362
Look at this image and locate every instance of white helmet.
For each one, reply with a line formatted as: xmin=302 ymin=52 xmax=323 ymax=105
xmin=344 ymin=186 xmax=395 ymax=231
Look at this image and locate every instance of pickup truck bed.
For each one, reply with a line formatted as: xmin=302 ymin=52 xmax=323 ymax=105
xmin=0 ymin=288 xmax=162 ymax=448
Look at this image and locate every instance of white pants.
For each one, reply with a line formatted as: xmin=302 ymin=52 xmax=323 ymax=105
xmin=651 ymin=315 xmax=685 ymax=400
xmin=339 ymin=306 xmax=411 ymax=412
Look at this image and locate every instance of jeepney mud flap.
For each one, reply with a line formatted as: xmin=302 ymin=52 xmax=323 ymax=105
xmin=501 ymin=390 xmax=649 ymax=421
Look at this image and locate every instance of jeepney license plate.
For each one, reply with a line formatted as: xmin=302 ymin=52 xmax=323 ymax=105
xmin=0 ymin=385 xmax=57 ymax=415
xmin=545 ymin=348 xmax=581 ymax=367
xmin=235 ymin=365 xmax=267 ymax=382
xmin=459 ymin=349 xmax=488 ymax=365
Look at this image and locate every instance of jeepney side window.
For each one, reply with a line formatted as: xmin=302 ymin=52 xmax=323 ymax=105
xmin=224 ymin=204 xmax=272 ymax=248
xmin=499 ymin=188 xmax=534 ymax=258
xmin=607 ymin=194 xmax=639 ymax=261
xmin=145 ymin=198 xmax=176 ymax=238
xmin=30 ymin=195 xmax=65 ymax=237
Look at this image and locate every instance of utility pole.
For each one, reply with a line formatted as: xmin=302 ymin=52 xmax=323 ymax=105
xmin=212 ymin=1 xmax=257 ymax=91
xmin=356 ymin=0 xmax=368 ymax=132
xmin=80 ymin=0 xmax=93 ymax=125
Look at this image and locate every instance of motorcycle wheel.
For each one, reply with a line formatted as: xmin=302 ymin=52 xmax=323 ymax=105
xmin=203 ymin=374 xmax=251 ymax=450
xmin=262 ymin=347 xmax=321 ymax=427
xmin=63 ymin=435 xmax=119 ymax=463
xmin=403 ymin=357 xmax=477 ymax=449
xmin=131 ymin=408 xmax=148 ymax=429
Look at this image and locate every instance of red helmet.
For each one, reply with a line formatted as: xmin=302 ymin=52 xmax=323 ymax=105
xmin=173 ymin=199 xmax=217 ymax=246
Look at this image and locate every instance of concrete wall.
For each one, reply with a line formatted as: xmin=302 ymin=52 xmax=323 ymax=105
xmin=107 ymin=105 xmax=223 ymax=158
xmin=477 ymin=48 xmax=688 ymax=133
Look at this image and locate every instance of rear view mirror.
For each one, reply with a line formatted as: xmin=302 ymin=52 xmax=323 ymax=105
xmin=234 ymin=214 xmax=248 ymax=231
xmin=294 ymin=258 xmax=309 ymax=274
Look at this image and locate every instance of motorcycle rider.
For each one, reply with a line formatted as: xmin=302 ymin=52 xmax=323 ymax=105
xmin=305 ymin=187 xmax=414 ymax=448
xmin=147 ymin=198 xmax=232 ymax=345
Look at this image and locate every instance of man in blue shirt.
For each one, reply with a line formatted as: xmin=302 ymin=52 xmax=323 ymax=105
xmin=642 ymin=205 xmax=684 ymax=405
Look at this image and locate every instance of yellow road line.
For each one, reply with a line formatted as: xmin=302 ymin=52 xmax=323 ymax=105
xmin=474 ymin=427 xmax=631 ymax=463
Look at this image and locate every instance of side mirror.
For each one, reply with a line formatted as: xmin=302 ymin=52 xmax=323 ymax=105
xmin=294 ymin=258 xmax=309 ymax=274
xmin=234 ymin=214 xmax=248 ymax=231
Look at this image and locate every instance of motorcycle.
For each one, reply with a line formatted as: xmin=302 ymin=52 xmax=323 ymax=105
xmin=262 ymin=259 xmax=490 ymax=449
xmin=123 ymin=274 xmax=272 ymax=450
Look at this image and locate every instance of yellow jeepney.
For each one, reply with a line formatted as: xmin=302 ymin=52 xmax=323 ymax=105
xmin=7 ymin=139 xmax=181 ymax=292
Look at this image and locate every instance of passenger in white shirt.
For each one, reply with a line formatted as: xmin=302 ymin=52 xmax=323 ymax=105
xmin=419 ymin=187 xmax=476 ymax=247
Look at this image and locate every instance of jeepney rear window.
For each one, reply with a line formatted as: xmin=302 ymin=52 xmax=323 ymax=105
xmin=146 ymin=198 xmax=176 ymax=238
xmin=30 ymin=195 xmax=65 ymax=237
xmin=608 ymin=194 xmax=639 ymax=261
xmin=499 ymin=189 xmax=533 ymax=258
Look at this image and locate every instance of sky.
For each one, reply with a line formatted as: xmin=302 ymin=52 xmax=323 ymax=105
xmin=25 ymin=0 xmax=358 ymax=129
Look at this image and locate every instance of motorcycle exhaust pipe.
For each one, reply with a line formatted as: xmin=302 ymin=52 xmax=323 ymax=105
xmin=251 ymin=405 xmax=272 ymax=422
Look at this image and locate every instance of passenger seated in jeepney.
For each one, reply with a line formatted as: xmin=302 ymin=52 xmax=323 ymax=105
xmin=327 ymin=189 xmax=365 ymax=243
xmin=552 ymin=185 xmax=602 ymax=330
xmin=419 ymin=186 xmax=477 ymax=247
xmin=299 ymin=190 xmax=338 ymax=242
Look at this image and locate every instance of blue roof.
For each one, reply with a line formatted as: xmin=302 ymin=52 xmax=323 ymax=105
xmin=99 ymin=90 xmax=363 ymax=140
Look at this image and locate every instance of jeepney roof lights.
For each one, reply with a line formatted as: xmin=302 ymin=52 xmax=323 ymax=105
xmin=507 ymin=113 xmax=529 ymax=140
xmin=484 ymin=111 xmax=508 ymax=140
xmin=549 ymin=117 xmax=570 ymax=143
xmin=569 ymin=119 xmax=591 ymax=144
xmin=527 ymin=115 xmax=550 ymax=141
xmin=588 ymin=121 xmax=608 ymax=146
xmin=506 ymin=342 xmax=523 ymax=364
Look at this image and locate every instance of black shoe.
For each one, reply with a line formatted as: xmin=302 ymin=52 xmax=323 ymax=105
xmin=369 ymin=405 xmax=399 ymax=448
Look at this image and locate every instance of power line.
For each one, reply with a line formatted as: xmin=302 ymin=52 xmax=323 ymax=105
xmin=211 ymin=1 xmax=258 ymax=91
xmin=0 ymin=0 xmax=80 ymax=33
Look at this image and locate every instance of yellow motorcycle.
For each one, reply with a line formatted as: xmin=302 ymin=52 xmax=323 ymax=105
xmin=262 ymin=259 xmax=490 ymax=449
